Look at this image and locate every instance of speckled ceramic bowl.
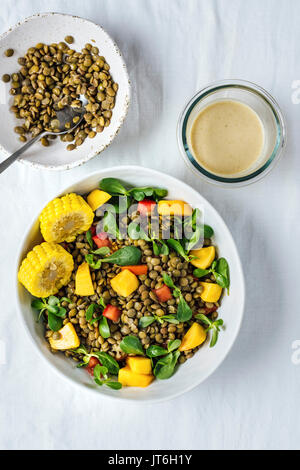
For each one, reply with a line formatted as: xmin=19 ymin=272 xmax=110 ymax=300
xmin=0 ymin=13 xmax=130 ymax=170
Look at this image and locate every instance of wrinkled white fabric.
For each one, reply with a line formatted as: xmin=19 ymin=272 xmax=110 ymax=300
xmin=0 ymin=0 xmax=300 ymax=451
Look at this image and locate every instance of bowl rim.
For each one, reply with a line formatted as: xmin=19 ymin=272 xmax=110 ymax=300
xmin=0 ymin=12 xmax=131 ymax=171
xmin=177 ymin=79 xmax=286 ymax=188
xmin=15 ymin=165 xmax=245 ymax=403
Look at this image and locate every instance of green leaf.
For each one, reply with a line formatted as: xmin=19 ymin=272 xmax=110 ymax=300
xmin=152 ymin=240 xmax=160 ymax=256
xmin=46 ymin=305 xmax=60 ymax=315
xmin=193 ymin=268 xmax=211 ymax=279
xmin=47 ymin=311 xmax=63 ymax=331
xmin=94 ymin=364 xmax=107 ymax=382
xmin=162 ymin=272 xmax=175 ymax=289
xmin=204 ymin=224 xmax=214 ymax=239
xmin=139 ymin=316 xmax=156 ymax=328
xmin=153 ymin=351 xmax=180 ymax=379
xmin=99 ymin=316 xmax=110 ymax=339
xmin=210 ymin=328 xmax=219 ymax=347
xmin=160 ymin=315 xmax=179 ymax=325
xmin=105 ymin=381 xmax=122 ymax=390
xmin=194 ymin=313 xmax=212 ymax=327
xmin=31 ymin=299 xmax=45 ymax=310
xmin=86 ymin=303 xmax=96 ymax=322
xmin=98 ymin=297 xmax=106 ymax=309
xmin=102 ymin=211 xmax=121 ymax=240
xmin=159 ymin=241 xmax=169 ymax=255
xmin=120 ymin=335 xmax=145 ymax=356
xmin=177 ymin=296 xmax=193 ymax=322
xmin=146 ymin=345 xmax=168 ymax=358
xmin=86 ymin=229 xmax=93 ymax=249
xmin=54 ymin=307 xmax=67 ymax=318
xmin=129 ymin=189 xmax=146 ymax=201
xmin=167 ymin=339 xmax=181 ymax=352
xmin=214 ymin=258 xmax=230 ymax=289
xmin=91 ymin=247 xmax=111 ymax=256
xmin=73 ymin=344 xmax=88 ymax=356
xmin=153 ymin=188 xmax=168 ymax=201
xmin=167 ymin=239 xmax=189 ymax=261
xmin=104 ymin=246 xmax=142 ymax=266
xmin=48 ymin=296 xmax=60 ymax=306
xmin=93 ymin=352 xmax=120 ymax=375
xmin=95 ymin=378 xmax=104 ymax=386
xmin=60 ymin=297 xmax=71 ymax=303
xmin=213 ymin=272 xmax=228 ymax=288
xmin=85 ymin=254 xmax=102 ymax=270
xmin=127 ymin=221 xmax=150 ymax=241
xmin=99 ymin=177 xmax=128 ymax=196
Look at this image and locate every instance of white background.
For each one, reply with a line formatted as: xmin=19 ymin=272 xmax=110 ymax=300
xmin=0 ymin=0 xmax=299 ymax=450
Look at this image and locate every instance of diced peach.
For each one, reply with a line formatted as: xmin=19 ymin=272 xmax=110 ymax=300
xmin=179 ymin=322 xmax=206 ymax=351
xmin=110 ymin=269 xmax=139 ymax=297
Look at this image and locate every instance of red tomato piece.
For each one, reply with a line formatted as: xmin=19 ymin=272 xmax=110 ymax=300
xmin=154 ymin=284 xmax=172 ymax=302
xmin=92 ymin=232 xmax=111 ymax=248
xmin=86 ymin=357 xmax=100 ymax=377
xmin=103 ymin=304 xmax=121 ymax=322
xmin=138 ymin=200 xmax=156 ymax=215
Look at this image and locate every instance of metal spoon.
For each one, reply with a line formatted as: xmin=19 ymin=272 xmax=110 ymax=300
xmin=0 ymin=96 xmax=87 ymax=174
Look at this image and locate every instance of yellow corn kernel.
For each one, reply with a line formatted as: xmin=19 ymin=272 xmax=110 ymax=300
xmin=87 ymin=189 xmax=111 ymax=211
xmin=179 ymin=322 xmax=207 ymax=351
xmin=200 ymin=282 xmax=222 ymax=303
xmin=126 ymin=356 xmax=152 ymax=375
xmin=18 ymin=242 xmax=74 ymax=297
xmin=158 ymin=200 xmax=193 ymax=216
xmin=118 ymin=366 xmax=154 ymax=388
xmin=49 ymin=323 xmax=80 ymax=350
xmin=75 ymin=262 xmax=95 ymax=296
xmin=39 ymin=193 xmax=94 ymax=243
xmin=110 ymin=269 xmax=139 ymax=297
xmin=190 ymin=246 xmax=216 ymax=269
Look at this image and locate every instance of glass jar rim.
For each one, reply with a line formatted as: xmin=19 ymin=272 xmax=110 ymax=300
xmin=177 ymin=79 xmax=286 ymax=187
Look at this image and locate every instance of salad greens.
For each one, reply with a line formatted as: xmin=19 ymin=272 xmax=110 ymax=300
xmin=99 ymin=177 xmax=168 ymax=202
xmin=162 ymin=273 xmax=193 ymax=322
xmin=85 ymin=246 xmax=142 ymax=270
xmin=193 ymin=257 xmax=230 ymax=290
xmin=31 ymin=295 xmax=71 ymax=331
xmin=195 ymin=314 xmax=224 ymax=347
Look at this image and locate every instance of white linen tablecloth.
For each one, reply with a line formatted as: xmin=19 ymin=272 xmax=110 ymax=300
xmin=0 ymin=0 xmax=300 ymax=450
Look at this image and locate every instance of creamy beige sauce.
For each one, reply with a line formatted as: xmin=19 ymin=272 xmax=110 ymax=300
xmin=189 ymin=100 xmax=264 ymax=176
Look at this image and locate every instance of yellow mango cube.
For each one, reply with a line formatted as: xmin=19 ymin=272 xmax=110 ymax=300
xmin=87 ymin=189 xmax=111 ymax=211
xmin=75 ymin=262 xmax=95 ymax=296
xmin=200 ymin=282 xmax=222 ymax=303
xmin=49 ymin=323 xmax=80 ymax=350
xmin=110 ymin=269 xmax=139 ymax=297
xmin=179 ymin=322 xmax=207 ymax=351
xmin=158 ymin=200 xmax=193 ymax=216
xmin=190 ymin=246 xmax=215 ymax=269
xmin=118 ymin=366 xmax=154 ymax=388
xmin=126 ymin=356 xmax=152 ymax=375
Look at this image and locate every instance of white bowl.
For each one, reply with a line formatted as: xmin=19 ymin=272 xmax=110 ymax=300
xmin=16 ymin=166 xmax=245 ymax=402
xmin=0 ymin=13 xmax=130 ymax=170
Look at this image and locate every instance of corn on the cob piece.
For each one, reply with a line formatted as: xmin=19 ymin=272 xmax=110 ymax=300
xmin=18 ymin=242 xmax=74 ymax=297
xmin=39 ymin=193 xmax=94 ymax=243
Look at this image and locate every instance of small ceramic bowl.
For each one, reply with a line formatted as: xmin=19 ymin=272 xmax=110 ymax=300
xmin=0 ymin=13 xmax=130 ymax=170
xmin=177 ymin=80 xmax=286 ymax=187
xmin=16 ymin=165 xmax=245 ymax=403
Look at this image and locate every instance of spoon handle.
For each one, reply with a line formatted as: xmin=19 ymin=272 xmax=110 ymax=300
xmin=0 ymin=132 xmax=46 ymax=174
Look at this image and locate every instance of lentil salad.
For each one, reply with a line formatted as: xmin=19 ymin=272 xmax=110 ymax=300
xmin=18 ymin=177 xmax=230 ymax=389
